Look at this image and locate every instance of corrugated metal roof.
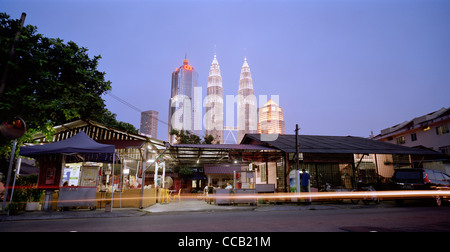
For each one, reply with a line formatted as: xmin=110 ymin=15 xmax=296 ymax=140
xmin=241 ymin=134 xmax=442 ymax=155
xmin=166 ymin=144 xmax=280 ymax=164
xmin=172 ymin=144 xmax=277 ymax=151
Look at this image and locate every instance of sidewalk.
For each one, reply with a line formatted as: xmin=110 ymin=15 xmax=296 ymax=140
xmin=1 ymin=200 xmax=391 ymax=222
xmin=143 ymin=198 xmax=255 ymax=213
xmin=0 ymin=207 xmax=147 ymax=222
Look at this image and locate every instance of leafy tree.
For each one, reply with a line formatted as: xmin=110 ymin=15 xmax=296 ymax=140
xmin=203 ymin=134 xmax=215 ymax=144
xmin=0 ymin=13 xmax=137 ymax=176
xmin=169 ymin=129 xmax=216 ymax=144
xmin=168 ymin=130 xmax=216 ymax=183
xmin=169 ymin=129 xmax=201 ymax=144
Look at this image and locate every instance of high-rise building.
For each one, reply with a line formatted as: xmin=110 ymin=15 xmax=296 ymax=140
xmin=237 ymin=57 xmax=257 ymax=142
xmin=168 ymin=57 xmax=200 ymax=144
xmin=140 ymin=110 xmax=159 ymax=138
xmin=205 ymin=53 xmax=224 ymax=143
xmin=258 ymin=99 xmax=286 ymax=135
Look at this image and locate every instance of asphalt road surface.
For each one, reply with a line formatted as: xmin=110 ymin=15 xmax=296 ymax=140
xmin=1 ymin=204 xmax=450 ymax=232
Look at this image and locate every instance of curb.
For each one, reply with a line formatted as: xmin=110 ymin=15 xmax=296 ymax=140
xmin=0 ymin=208 xmax=147 ymax=222
xmin=1 ymin=202 xmax=392 ymax=221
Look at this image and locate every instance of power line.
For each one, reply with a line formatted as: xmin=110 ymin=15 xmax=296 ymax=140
xmin=107 ymin=92 xmax=142 ymax=112
xmin=106 ymin=92 xmax=168 ymax=126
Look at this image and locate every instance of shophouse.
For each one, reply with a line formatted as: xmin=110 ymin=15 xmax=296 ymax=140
xmin=162 ymin=134 xmax=445 ymax=194
xmin=372 ymin=107 xmax=450 ymax=156
xmin=19 ymin=119 xmax=168 ymax=210
xmin=240 ymin=134 xmax=445 ymax=191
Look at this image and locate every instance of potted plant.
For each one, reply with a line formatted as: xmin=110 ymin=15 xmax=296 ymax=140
xmin=20 ymin=175 xmax=43 ymax=211
xmin=25 ymin=186 xmax=43 ymax=211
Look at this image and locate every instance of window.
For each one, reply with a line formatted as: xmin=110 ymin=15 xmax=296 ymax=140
xmin=396 ymin=136 xmax=405 ymax=144
xmin=259 ymin=163 xmax=267 ymax=182
xmin=411 ymin=133 xmax=417 ymax=142
xmin=436 ymin=124 xmax=449 ymax=135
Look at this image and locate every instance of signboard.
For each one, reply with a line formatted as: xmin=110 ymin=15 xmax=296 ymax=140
xmin=38 ymin=155 xmax=63 ymax=189
xmin=62 ymin=164 xmax=81 ymax=186
xmin=80 ymin=166 xmax=99 ymax=187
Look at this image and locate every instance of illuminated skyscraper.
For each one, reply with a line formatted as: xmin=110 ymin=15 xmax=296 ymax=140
xmin=237 ymin=57 xmax=257 ymax=142
xmin=168 ymin=57 xmax=200 ymax=144
xmin=205 ymin=53 xmax=224 ymax=143
xmin=140 ymin=110 xmax=159 ymax=138
xmin=258 ymin=99 xmax=286 ymax=134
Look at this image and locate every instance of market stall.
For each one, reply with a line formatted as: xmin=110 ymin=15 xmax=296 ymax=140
xmin=19 ymin=131 xmax=116 ymax=211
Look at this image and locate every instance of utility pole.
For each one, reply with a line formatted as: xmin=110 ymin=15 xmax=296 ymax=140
xmin=295 ymin=124 xmax=300 ymax=171
xmin=0 ymin=12 xmax=26 ymax=94
xmin=295 ymin=124 xmax=300 ymax=194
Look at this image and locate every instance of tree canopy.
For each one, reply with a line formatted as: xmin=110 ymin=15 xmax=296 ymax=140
xmin=0 ymin=13 xmax=137 ymax=173
xmin=169 ymin=129 xmax=216 ymax=144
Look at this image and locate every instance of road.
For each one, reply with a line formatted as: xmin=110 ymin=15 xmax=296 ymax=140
xmin=1 ymin=204 xmax=450 ymax=232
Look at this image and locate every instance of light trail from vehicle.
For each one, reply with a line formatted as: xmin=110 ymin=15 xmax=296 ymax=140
xmin=4 ymin=189 xmax=450 ymax=206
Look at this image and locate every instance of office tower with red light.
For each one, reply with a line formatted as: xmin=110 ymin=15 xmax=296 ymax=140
xmin=168 ymin=57 xmax=200 ymax=144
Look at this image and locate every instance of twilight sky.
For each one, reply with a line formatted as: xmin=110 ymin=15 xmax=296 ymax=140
xmin=3 ymin=0 xmax=450 ymax=142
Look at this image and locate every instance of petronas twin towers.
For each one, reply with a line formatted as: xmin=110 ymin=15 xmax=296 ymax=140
xmin=236 ymin=57 xmax=257 ymax=142
xmin=205 ymin=54 xmax=257 ymax=144
xmin=204 ymin=53 xmax=224 ymax=143
xmin=168 ymin=53 xmax=257 ymax=144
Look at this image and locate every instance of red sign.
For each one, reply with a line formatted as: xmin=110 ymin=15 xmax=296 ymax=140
xmin=183 ymin=65 xmax=193 ymax=71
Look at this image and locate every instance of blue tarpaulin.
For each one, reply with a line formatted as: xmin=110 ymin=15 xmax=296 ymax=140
xmin=19 ymin=131 xmax=115 ymax=162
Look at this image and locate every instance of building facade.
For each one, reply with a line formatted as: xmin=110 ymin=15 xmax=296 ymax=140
xmin=241 ymin=134 xmax=444 ymax=192
xmin=205 ymin=53 xmax=224 ymax=143
xmin=373 ymin=107 xmax=450 ymax=156
xmin=237 ymin=57 xmax=257 ymax=142
xmin=168 ymin=57 xmax=200 ymax=144
xmin=140 ymin=110 xmax=159 ymax=138
xmin=258 ymin=99 xmax=286 ymax=135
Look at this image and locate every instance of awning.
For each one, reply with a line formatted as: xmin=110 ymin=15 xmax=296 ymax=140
xmin=204 ymin=164 xmax=244 ymax=175
xmin=19 ymin=131 xmax=116 ymax=162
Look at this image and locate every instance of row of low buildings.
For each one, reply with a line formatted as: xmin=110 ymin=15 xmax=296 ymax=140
xmin=7 ymin=110 xmax=448 ymax=210
xmin=372 ymin=107 xmax=450 ymax=173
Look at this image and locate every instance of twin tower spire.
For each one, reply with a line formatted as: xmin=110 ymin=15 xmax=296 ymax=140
xmin=205 ymin=53 xmax=257 ymax=144
xmin=168 ymin=52 xmax=256 ymax=144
